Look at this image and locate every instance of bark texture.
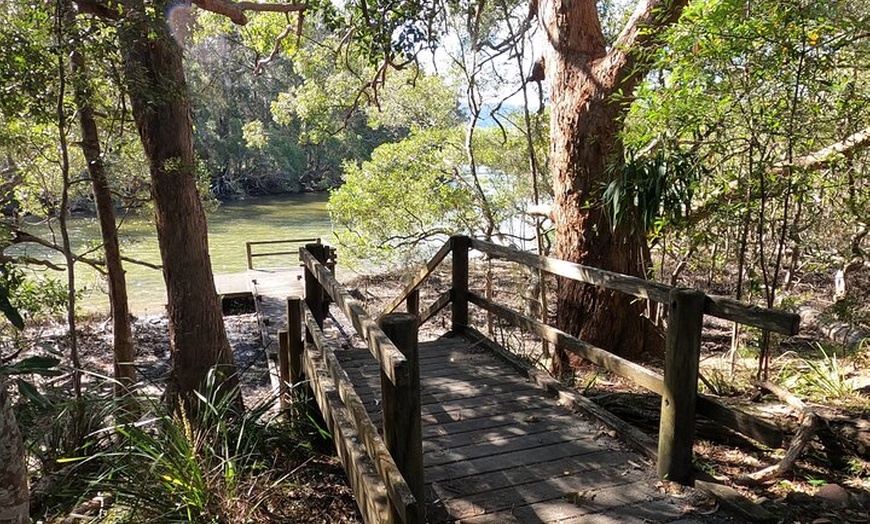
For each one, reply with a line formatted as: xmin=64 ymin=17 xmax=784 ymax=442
xmin=538 ymin=0 xmax=689 ymax=373
xmin=0 ymin=381 xmax=29 ymax=524
xmin=117 ymin=0 xmax=237 ymax=407
xmin=70 ymin=48 xmax=137 ymax=399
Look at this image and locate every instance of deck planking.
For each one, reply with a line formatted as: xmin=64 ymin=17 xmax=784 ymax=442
xmin=214 ymin=267 xmax=304 ymax=352
xmin=334 ymin=335 xmax=687 ymax=523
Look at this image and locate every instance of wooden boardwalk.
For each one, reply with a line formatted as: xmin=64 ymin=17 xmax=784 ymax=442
xmin=214 ymin=267 xmax=304 ymax=352
xmin=335 ymin=335 xmax=688 ymax=524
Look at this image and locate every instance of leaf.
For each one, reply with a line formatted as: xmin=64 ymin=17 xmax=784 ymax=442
xmin=0 ymin=291 xmax=24 ymax=329
xmin=16 ymin=378 xmax=52 ymax=408
xmin=3 ymin=355 xmax=62 ymax=377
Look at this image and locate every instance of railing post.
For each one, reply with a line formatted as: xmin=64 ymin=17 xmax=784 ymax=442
xmin=658 ymin=288 xmax=705 ymax=484
xmin=245 ymin=241 xmax=254 ymax=270
xmin=277 ymin=329 xmax=291 ymax=417
xmin=303 ymin=243 xmax=328 ymax=338
xmin=287 ymin=296 xmax=304 ymax=386
xmin=406 ymin=289 xmax=420 ymax=317
xmin=451 ymin=235 xmax=470 ymax=333
xmin=379 ymin=313 xmax=424 ymax=524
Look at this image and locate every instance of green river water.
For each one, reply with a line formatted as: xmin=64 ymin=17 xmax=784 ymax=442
xmin=11 ymin=193 xmax=333 ymax=316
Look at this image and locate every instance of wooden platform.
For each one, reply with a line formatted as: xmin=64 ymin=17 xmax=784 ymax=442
xmin=214 ymin=267 xmax=304 ymax=352
xmin=335 ymin=335 xmax=688 ymax=524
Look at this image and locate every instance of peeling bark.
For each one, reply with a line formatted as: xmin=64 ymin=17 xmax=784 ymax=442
xmin=0 ymin=381 xmax=29 ymax=524
xmin=539 ymin=0 xmax=689 ymax=371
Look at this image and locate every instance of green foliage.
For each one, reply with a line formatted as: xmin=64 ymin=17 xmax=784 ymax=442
xmin=50 ymin=370 xmax=321 ymax=523
xmin=0 ymin=264 xmax=68 ymax=323
xmin=626 ymin=0 xmax=870 ymax=301
xmin=329 ymin=127 xmax=476 ymax=264
xmin=778 ymin=345 xmax=860 ymax=403
xmin=602 ymin=147 xmax=703 ymax=234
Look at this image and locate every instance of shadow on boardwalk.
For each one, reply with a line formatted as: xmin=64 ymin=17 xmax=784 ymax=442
xmin=336 ymin=334 xmax=720 ymax=524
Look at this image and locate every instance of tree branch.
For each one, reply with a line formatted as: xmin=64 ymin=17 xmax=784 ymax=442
xmin=598 ymin=0 xmax=690 ymax=95
xmin=191 ymin=0 xmax=306 ymax=26
xmin=687 ymin=126 xmax=870 ymax=228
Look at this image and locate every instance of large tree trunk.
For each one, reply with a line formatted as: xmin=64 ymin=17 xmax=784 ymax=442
xmin=538 ymin=0 xmax=689 ymax=374
xmin=0 ymin=380 xmax=29 ymax=524
xmin=117 ymin=0 xmax=237 ymax=408
xmin=69 ymin=46 xmax=137 ymax=401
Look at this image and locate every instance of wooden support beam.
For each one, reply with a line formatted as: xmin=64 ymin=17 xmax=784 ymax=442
xmin=303 ymin=243 xmax=328 ymax=335
xmin=303 ymin=307 xmax=419 ymax=523
xmin=420 ymin=291 xmax=451 ymax=327
xmin=302 ymin=347 xmax=392 ymax=524
xmin=300 ymin=249 xmax=409 ymax=387
xmin=470 ymin=238 xmax=799 ymax=335
xmin=451 ymin=235 xmax=470 ymax=332
xmin=277 ymin=329 xmax=290 ymax=416
xmin=383 ymin=238 xmax=453 ymax=316
xmin=287 ymin=296 xmax=303 ymax=386
xmin=379 ymin=314 xmax=425 ymax=524
xmin=658 ymin=289 xmax=705 ymax=484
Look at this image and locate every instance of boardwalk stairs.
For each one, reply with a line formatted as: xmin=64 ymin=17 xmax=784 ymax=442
xmin=269 ymin=236 xmax=799 ymax=524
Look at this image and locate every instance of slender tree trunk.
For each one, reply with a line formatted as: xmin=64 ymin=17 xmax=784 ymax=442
xmin=538 ymin=0 xmax=688 ymax=373
xmin=117 ymin=0 xmax=237 ymax=409
xmin=0 ymin=380 xmax=29 ymax=524
xmin=69 ymin=47 xmax=137 ymax=400
xmin=55 ymin=1 xmax=81 ymax=398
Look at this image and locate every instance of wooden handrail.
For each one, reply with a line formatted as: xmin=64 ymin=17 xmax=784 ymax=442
xmin=383 ymin=238 xmax=454 ymax=316
xmin=300 ymin=248 xmax=410 ymax=387
xmin=246 ymin=237 xmax=321 ymax=269
xmin=470 ymin=237 xmax=800 ymax=335
xmin=302 ymin=305 xmax=419 ymax=523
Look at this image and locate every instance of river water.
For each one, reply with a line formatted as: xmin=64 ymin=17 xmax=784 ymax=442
xmin=11 ymin=193 xmax=333 ymax=315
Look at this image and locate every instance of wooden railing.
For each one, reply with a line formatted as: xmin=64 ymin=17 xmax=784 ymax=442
xmin=245 ymin=238 xmax=324 ymax=269
xmin=384 ymin=235 xmax=801 ymax=485
xmin=278 ymin=243 xmax=423 ymax=524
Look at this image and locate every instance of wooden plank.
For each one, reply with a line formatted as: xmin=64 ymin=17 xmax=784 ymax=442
xmin=706 ymin=294 xmax=800 ymax=336
xmin=302 ymin=345 xmax=392 ymax=524
xmin=471 ymin=237 xmax=672 ymax=303
xmin=434 ymin=469 xmax=653 ymax=519
xmin=424 ymin=423 xmax=604 ymax=467
xmin=471 ymin=237 xmax=799 ymax=335
xmin=463 ymin=327 xmax=659 ymax=459
xmin=419 ymin=291 xmax=451 ymax=326
xmin=382 ymin=239 xmax=453 ymax=315
xmin=456 ymin=480 xmax=678 ymax=524
xmin=425 ymin=436 xmax=606 ymax=483
xmin=468 ymin=293 xmax=665 ymax=393
xmin=301 ymin=248 xmax=409 ymax=387
xmin=304 ymin=310 xmax=419 ymax=524
xmin=427 ymin=449 xmax=637 ymax=496
xmin=423 ymin=405 xmax=573 ymax=440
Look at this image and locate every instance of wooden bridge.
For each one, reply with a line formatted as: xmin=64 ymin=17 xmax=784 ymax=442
xmin=252 ymin=237 xmax=799 ymax=524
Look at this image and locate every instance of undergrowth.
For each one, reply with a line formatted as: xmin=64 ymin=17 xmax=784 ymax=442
xmin=20 ymin=370 xmax=330 ymax=523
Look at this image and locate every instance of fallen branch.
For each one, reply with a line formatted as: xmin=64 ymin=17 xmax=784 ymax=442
xmin=746 ymin=379 xmax=844 ymax=483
